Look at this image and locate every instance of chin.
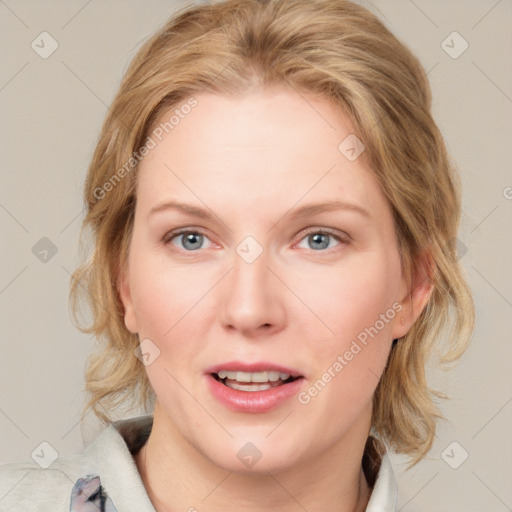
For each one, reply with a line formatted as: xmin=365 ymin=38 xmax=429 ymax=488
xmin=198 ymin=427 xmax=311 ymax=476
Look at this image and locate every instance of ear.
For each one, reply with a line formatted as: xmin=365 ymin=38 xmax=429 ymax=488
xmin=391 ymin=248 xmax=435 ymax=340
xmin=117 ymin=259 xmax=139 ymax=334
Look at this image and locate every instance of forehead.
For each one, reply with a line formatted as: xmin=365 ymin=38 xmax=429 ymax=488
xmin=136 ymin=87 xmax=388 ymax=221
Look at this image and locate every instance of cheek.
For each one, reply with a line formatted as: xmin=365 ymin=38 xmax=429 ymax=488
xmin=127 ymin=249 xmax=222 ymax=402
xmin=130 ymin=278 xmax=173 ymax=343
xmin=127 ymin=255 xmax=214 ymax=401
xmin=294 ymin=252 xmax=401 ymax=416
xmin=129 ymin=250 xmax=214 ymax=339
xmin=292 ymin=251 xmax=401 ymax=344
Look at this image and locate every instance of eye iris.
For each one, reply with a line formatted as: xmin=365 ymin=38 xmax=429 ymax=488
xmin=309 ymin=233 xmax=329 ymax=250
xmin=176 ymin=232 xmax=335 ymax=251
xmin=182 ymin=232 xmax=203 ymax=250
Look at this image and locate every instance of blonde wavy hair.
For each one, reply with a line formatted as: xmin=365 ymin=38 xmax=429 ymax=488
xmin=70 ymin=0 xmax=474 ymax=465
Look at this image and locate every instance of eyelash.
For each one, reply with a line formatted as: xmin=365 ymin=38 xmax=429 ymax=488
xmin=163 ymin=227 xmax=350 ymax=254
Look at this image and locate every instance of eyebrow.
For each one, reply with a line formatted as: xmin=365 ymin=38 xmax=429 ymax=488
xmin=148 ymin=199 xmax=371 ymax=222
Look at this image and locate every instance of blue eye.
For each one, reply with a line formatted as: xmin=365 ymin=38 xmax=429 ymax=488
xmin=167 ymin=230 xmax=212 ymax=251
xmin=164 ymin=228 xmax=347 ymax=254
xmin=297 ymin=230 xmax=344 ymax=251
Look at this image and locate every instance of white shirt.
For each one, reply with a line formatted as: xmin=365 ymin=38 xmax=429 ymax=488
xmin=0 ymin=416 xmax=397 ymax=511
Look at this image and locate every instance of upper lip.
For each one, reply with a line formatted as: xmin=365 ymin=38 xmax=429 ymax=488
xmin=205 ymin=361 xmax=303 ymax=378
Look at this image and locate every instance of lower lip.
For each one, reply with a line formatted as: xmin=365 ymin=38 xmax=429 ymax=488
xmin=206 ymin=374 xmax=304 ymax=413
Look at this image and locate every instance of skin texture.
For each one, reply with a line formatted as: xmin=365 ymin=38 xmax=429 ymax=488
xmin=119 ymin=86 xmax=432 ymax=512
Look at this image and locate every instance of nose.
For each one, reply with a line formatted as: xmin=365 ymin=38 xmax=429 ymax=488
xmin=219 ymin=245 xmax=286 ymax=339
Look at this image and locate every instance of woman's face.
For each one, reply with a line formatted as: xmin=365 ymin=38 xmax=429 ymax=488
xmin=119 ymin=86 xmax=420 ymax=473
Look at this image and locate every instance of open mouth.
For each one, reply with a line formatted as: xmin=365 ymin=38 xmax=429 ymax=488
xmin=212 ymin=370 xmax=301 ymax=392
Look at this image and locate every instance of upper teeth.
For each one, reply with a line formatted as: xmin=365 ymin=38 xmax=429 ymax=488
xmin=216 ymin=371 xmax=290 ymax=382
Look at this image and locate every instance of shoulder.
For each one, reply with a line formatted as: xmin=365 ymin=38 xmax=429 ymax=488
xmin=0 ymin=416 xmax=153 ymax=512
xmin=0 ymin=454 xmax=92 ymax=511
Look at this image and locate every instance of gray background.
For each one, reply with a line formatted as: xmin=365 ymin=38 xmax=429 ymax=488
xmin=1 ymin=0 xmax=511 ymax=510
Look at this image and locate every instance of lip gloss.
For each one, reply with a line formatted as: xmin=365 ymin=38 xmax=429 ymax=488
xmin=206 ymin=374 xmax=304 ymax=413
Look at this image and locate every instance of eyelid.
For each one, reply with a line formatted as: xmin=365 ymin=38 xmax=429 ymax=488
xmin=297 ymin=226 xmax=351 ymax=242
xmin=163 ymin=225 xmax=350 ymax=253
xmin=293 ymin=227 xmax=350 ymax=252
xmin=162 ymin=226 xmax=214 ymax=247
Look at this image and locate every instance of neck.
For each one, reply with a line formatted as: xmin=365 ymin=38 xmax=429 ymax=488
xmin=134 ymin=405 xmax=373 ymax=512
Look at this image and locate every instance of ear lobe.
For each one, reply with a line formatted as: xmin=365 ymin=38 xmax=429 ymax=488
xmin=117 ymin=262 xmax=139 ymax=334
xmin=392 ymin=249 xmax=435 ymax=340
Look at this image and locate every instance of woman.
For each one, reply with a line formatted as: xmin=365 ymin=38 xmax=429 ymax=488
xmin=0 ymin=0 xmax=474 ymax=510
